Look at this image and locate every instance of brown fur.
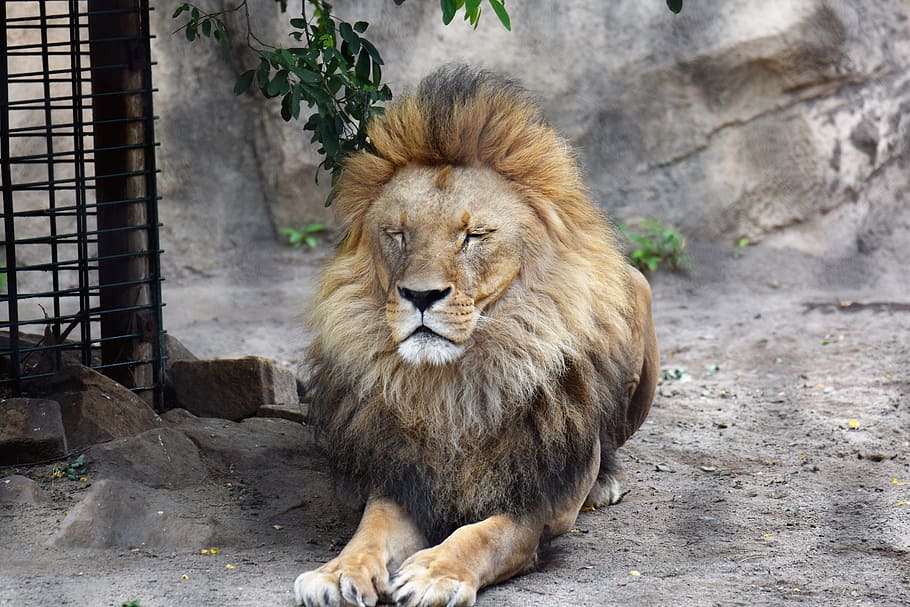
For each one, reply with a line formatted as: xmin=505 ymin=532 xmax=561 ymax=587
xmin=297 ymin=66 xmax=657 ymax=606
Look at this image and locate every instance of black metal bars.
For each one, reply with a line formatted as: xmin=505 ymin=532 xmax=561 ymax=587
xmin=1 ymin=0 xmax=164 ymax=407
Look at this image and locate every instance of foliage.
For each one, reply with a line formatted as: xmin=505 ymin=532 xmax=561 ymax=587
xmin=667 ymin=0 xmax=683 ymax=14
xmin=281 ymin=223 xmax=326 ymax=248
xmin=122 ymin=601 xmax=141 ymax=607
xmin=438 ymin=0 xmax=512 ymax=30
xmin=174 ymin=1 xmax=391 ymax=193
xmin=619 ymin=218 xmax=691 ymax=273
xmin=172 ymin=0 xmax=511 ymax=204
xmin=52 ymin=454 xmax=87 ymax=481
xmin=0 ymin=265 xmax=6 ymax=293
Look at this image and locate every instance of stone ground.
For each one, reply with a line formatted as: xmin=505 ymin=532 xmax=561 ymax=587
xmin=1 ymin=235 xmax=909 ymax=607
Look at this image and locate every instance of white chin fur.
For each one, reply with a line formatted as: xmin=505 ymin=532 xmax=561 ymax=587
xmin=398 ymin=333 xmax=465 ymax=366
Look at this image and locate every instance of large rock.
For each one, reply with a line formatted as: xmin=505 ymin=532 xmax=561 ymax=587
xmin=163 ymin=412 xmax=324 ymax=517
xmin=169 ymin=356 xmax=298 ymax=421
xmin=256 ymin=402 xmax=309 ymax=424
xmin=50 ymin=479 xmax=215 ymax=549
xmin=85 ymin=427 xmax=208 ymax=489
xmin=169 ymin=414 xmax=316 ymax=475
xmin=145 ymin=0 xmax=910 ymax=273
xmin=0 ymin=475 xmax=48 ymax=506
xmin=0 ymin=399 xmax=68 ymax=465
xmin=42 ymin=365 xmax=160 ymax=451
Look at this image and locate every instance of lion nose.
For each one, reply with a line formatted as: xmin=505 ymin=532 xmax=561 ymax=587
xmin=397 ymin=286 xmax=452 ymax=313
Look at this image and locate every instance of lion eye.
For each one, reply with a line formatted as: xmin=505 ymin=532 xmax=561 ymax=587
xmin=384 ymin=229 xmax=405 ymax=249
xmin=461 ymin=228 xmax=493 ymax=251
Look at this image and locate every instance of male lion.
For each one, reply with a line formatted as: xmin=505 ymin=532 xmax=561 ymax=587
xmin=295 ymin=66 xmax=658 ymax=607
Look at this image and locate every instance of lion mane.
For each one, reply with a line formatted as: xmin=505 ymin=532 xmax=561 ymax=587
xmin=305 ymin=66 xmax=653 ymax=544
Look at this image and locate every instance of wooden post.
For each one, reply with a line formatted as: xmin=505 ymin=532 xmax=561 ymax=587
xmin=87 ymin=0 xmax=153 ymax=393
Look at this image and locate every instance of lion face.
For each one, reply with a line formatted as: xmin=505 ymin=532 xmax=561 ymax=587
xmin=366 ymin=164 xmax=533 ymax=366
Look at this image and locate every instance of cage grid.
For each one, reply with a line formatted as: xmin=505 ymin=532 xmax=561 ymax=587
xmin=1 ymin=0 xmax=165 ymax=407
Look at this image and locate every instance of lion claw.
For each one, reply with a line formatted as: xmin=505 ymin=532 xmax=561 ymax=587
xmin=391 ymin=556 xmax=477 ymax=607
xmin=294 ymin=568 xmax=380 ymax=607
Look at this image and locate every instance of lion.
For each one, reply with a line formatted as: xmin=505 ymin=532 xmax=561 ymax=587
xmin=294 ymin=65 xmax=658 ymax=607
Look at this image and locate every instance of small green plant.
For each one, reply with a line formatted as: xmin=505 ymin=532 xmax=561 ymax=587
xmin=52 ymin=454 xmax=87 ymax=481
xmin=122 ymin=601 xmax=141 ymax=607
xmin=661 ymin=368 xmax=692 ymax=382
xmin=619 ymin=218 xmax=691 ymax=273
xmin=0 ymin=265 xmax=6 ymax=293
xmin=281 ymin=223 xmax=326 ymax=249
xmin=733 ymin=236 xmax=752 ymax=258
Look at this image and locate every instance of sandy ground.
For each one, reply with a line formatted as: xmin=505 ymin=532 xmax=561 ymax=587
xmin=1 ymin=236 xmax=909 ymax=607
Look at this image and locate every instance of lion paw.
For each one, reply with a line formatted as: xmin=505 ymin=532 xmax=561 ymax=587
xmin=294 ymin=558 xmax=388 ymax=607
xmin=391 ymin=550 xmax=478 ymax=607
xmin=584 ymin=475 xmax=625 ymax=508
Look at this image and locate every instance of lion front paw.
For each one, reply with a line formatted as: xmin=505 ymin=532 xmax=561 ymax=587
xmin=391 ymin=549 xmax=478 ymax=607
xmin=294 ymin=556 xmax=389 ymax=607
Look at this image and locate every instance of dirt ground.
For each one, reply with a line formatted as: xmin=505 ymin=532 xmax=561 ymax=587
xmin=1 ymin=235 xmax=909 ymax=607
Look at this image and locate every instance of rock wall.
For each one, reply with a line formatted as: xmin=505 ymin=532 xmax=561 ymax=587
xmin=150 ymin=1 xmax=910 ymax=268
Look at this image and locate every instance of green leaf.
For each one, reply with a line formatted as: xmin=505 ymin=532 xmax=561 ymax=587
xmin=359 ymin=38 xmax=383 ymax=65
xmin=353 ymin=21 xmax=369 ymax=33
xmin=301 ymin=83 xmax=334 ymax=109
xmin=281 ymin=91 xmax=294 ymax=121
xmin=466 ymin=0 xmax=482 ymax=12
xmin=292 ymin=67 xmax=321 ymax=84
xmin=185 ymin=24 xmax=197 ymax=41
xmin=267 ymin=70 xmax=291 ymax=97
xmin=234 ymin=70 xmax=255 ymax=95
xmin=487 ymin=0 xmax=511 ymax=30
xmin=355 ymin=48 xmax=371 ymax=82
xmin=290 ymin=17 xmax=307 ymax=28
xmin=257 ymin=57 xmax=271 ymax=90
xmin=441 ymin=0 xmax=457 ymax=25
xmin=201 ymin=18 xmax=212 ymax=37
xmin=319 ymin=119 xmax=339 ymax=157
xmin=172 ymin=4 xmax=187 ymax=18
xmin=667 ymin=0 xmax=683 ymax=13
xmin=468 ymin=7 xmax=481 ymax=28
xmin=290 ymin=84 xmax=302 ymax=119
xmin=339 ymin=22 xmax=361 ymax=55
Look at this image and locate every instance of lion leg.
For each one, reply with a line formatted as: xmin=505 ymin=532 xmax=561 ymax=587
xmin=584 ymin=444 xmax=625 ymax=507
xmin=294 ymin=496 xmax=427 ymax=607
xmin=391 ymin=445 xmax=599 ymax=607
xmin=588 ymin=267 xmax=659 ymax=509
xmin=390 ymin=514 xmax=538 ymax=607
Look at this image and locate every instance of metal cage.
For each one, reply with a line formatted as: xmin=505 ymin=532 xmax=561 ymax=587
xmin=1 ymin=0 xmax=164 ymax=407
